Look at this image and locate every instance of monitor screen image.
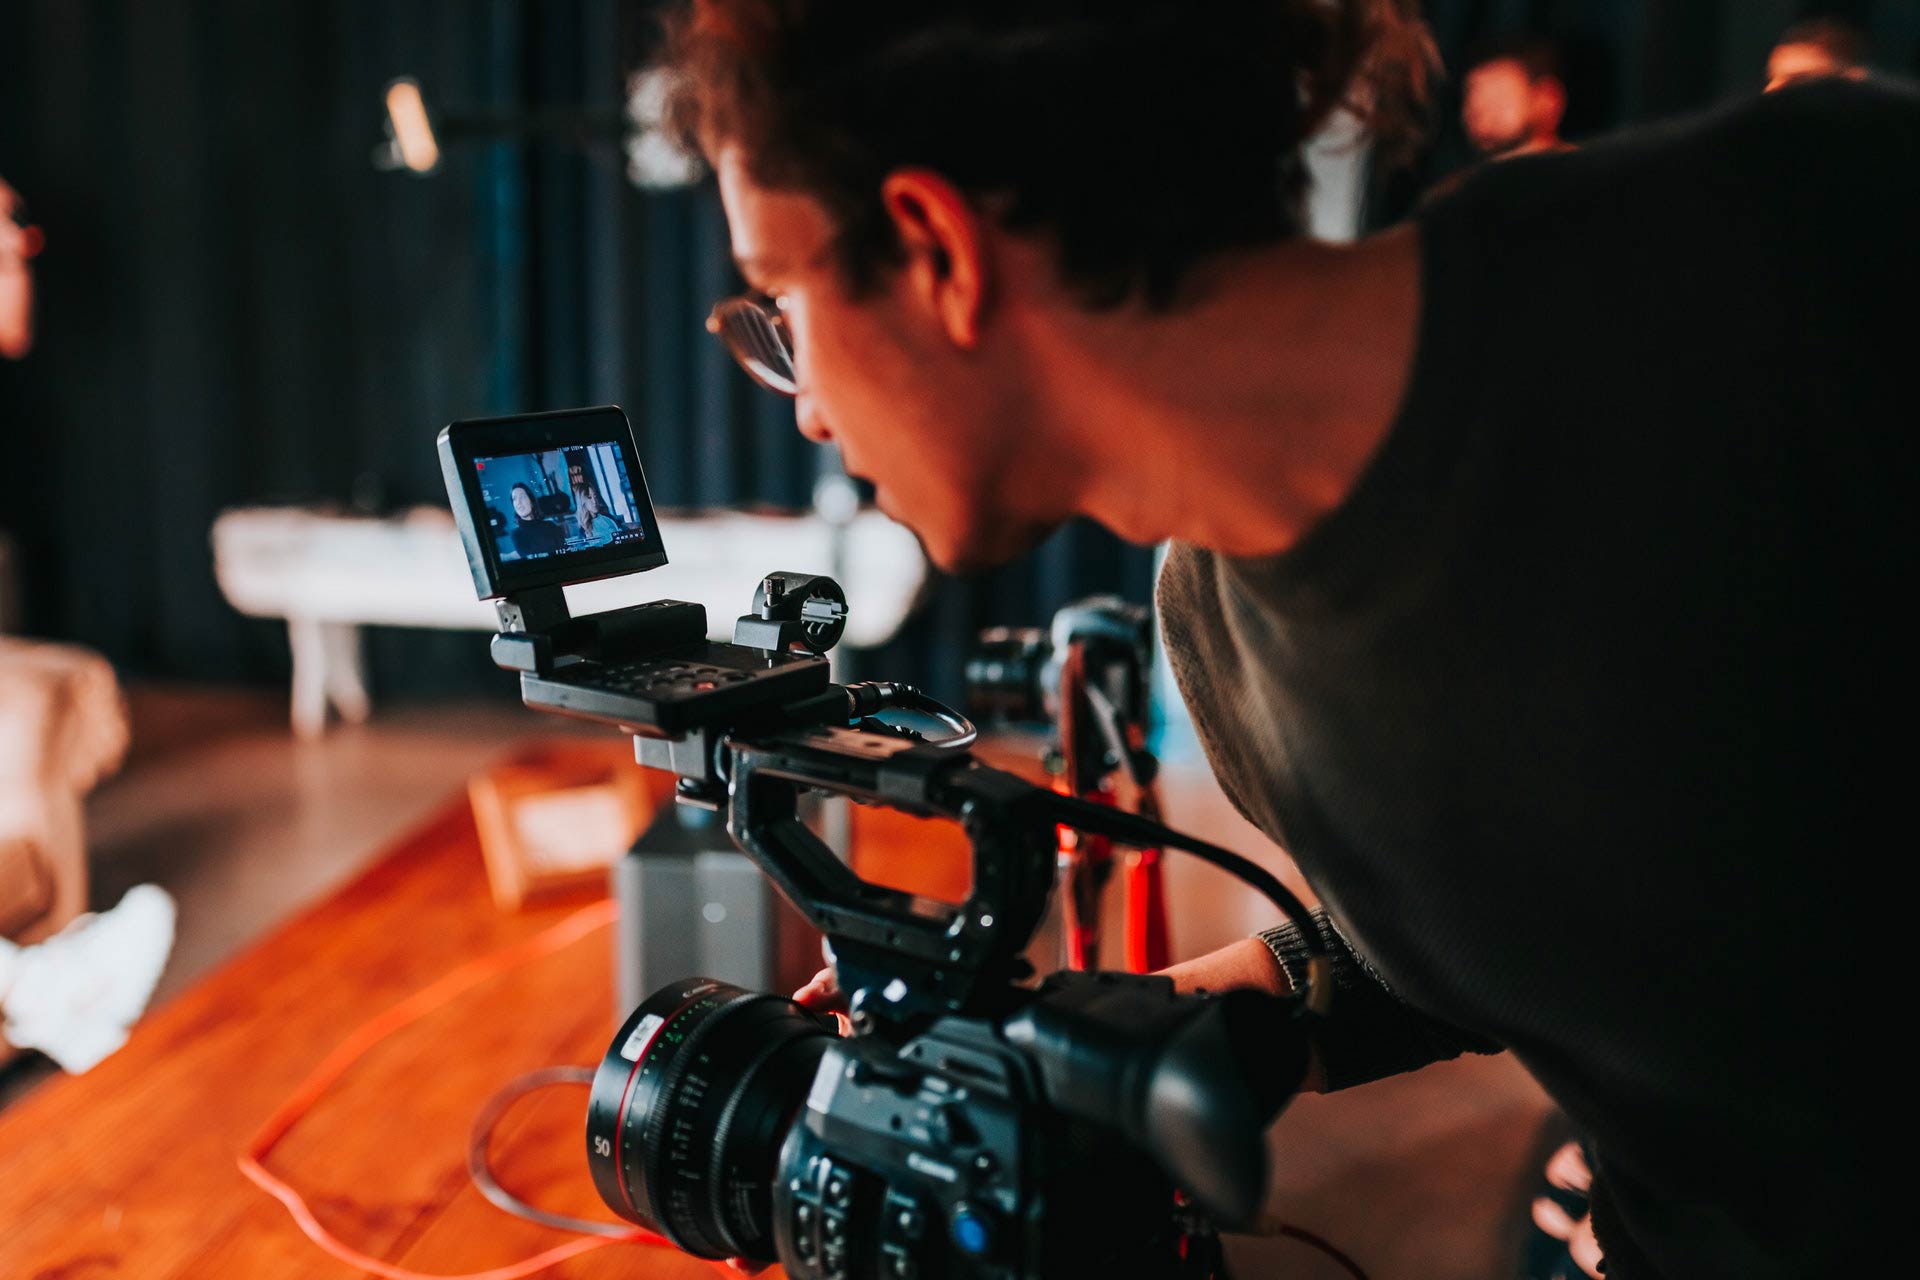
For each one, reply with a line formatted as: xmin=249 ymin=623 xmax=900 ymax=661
xmin=472 ymin=441 xmax=649 ymax=567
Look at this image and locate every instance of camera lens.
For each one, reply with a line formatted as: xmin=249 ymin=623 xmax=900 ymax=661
xmin=587 ymin=978 xmax=834 ymax=1261
xmin=966 ymin=627 xmax=1050 ymax=722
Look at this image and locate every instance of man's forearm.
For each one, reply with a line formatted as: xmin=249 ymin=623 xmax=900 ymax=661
xmin=1256 ymin=907 xmax=1500 ymax=1090
xmin=1159 ymin=936 xmax=1329 ymax=1092
xmin=1158 ymin=909 xmax=1499 ymax=1095
xmin=1159 ymin=936 xmax=1293 ymax=997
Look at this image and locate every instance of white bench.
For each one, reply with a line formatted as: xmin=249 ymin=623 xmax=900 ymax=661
xmin=212 ymin=506 xmax=927 ymax=737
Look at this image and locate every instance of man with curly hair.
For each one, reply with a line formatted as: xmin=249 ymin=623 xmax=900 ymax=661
xmin=660 ymin=3 xmax=1910 ymax=1274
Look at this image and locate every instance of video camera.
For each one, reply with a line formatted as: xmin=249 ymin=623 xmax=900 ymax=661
xmin=439 ymin=405 xmax=1325 ymax=1279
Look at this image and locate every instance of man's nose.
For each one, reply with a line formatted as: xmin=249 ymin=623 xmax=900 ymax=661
xmin=795 ymin=395 xmax=834 ymax=445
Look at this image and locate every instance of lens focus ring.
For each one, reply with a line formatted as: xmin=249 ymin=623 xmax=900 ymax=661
xmin=587 ymin=978 xmax=832 ymax=1261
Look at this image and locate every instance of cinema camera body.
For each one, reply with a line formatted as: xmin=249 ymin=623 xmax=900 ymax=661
xmin=438 ymin=406 xmax=1320 ymax=1280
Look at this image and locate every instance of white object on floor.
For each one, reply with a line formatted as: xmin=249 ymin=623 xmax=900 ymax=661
xmin=0 ymin=884 xmax=176 ymax=1073
xmin=211 ymin=505 xmax=929 ymax=737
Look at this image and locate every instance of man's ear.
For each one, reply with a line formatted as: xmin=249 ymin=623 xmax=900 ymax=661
xmin=880 ymin=168 xmax=988 ymax=350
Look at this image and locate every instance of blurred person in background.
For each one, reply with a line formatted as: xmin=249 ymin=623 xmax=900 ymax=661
xmin=0 ymin=176 xmax=177 ymax=1073
xmin=1462 ymin=35 xmax=1572 ymax=159
xmin=1 ymin=176 xmax=34 ymax=360
xmin=572 ymin=486 xmax=621 ymax=546
xmin=662 ymin=1 xmax=1912 ymax=1275
xmin=1423 ymin=35 xmax=1572 ymax=204
xmin=1766 ymin=16 xmax=1869 ymax=92
xmin=507 ymin=481 xmax=563 ymax=557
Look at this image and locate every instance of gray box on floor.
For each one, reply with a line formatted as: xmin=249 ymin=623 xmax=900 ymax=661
xmin=611 ymin=805 xmax=817 ymax=1017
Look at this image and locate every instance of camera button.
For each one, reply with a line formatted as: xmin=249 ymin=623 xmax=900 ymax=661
xmin=950 ymin=1204 xmax=995 ymax=1257
xmin=791 ymin=1201 xmax=819 ymax=1262
xmin=929 ymin=1104 xmax=978 ymax=1148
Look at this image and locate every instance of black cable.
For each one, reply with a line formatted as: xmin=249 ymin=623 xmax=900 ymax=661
xmin=882 ymin=684 xmax=977 ymax=748
xmin=786 ymin=681 xmax=979 ymax=748
xmin=1041 ymin=791 xmax=1334 ymax=1014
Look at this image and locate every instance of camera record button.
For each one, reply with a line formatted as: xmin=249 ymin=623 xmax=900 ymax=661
xmin=950 ymin=1204 xmax=995 ymax=1257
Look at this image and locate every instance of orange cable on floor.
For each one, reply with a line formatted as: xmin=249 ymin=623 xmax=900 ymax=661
xmin=236 ymin=896 xmax=729 ymax=1280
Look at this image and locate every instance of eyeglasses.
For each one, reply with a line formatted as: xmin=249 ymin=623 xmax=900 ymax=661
xmin=706 ymin=295 xmax=798 ymax=397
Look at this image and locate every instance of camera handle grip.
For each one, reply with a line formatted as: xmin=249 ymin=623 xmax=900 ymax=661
xmin=723 ymin=724 xmax=1056 ymax=1023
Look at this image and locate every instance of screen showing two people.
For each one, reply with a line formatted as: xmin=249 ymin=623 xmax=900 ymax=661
xmin=473 ymin=442 xmax=647 ymax=565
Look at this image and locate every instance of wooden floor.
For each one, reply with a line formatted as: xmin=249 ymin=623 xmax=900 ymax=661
xmin=0 ymin=688 xmax=1553 ymax=1279
xmin=90 ymin=687 xmax=599 ymax=1008
xmin=0 ymin=793 xmax=721 ymax=1280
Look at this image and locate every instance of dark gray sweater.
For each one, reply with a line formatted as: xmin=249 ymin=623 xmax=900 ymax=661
xmin=1156 ymin=80 xmax=1909 ymax=1279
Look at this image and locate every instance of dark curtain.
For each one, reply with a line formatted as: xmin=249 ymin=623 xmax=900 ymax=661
xmin=2 ymin=1 xmax=1913 ymax=703
xmin=0 ymin=0 xmax=1151 ymax=703
xmin=0 ymin=1 xmax=555 ymax=695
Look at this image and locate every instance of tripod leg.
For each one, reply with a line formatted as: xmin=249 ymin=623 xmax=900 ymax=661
xmin=1124 ymin=844 xmax=1170 ymax=973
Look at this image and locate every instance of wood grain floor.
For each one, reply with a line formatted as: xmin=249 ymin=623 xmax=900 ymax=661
xmin=0 ymin=689 xmax=1553 ymax=1279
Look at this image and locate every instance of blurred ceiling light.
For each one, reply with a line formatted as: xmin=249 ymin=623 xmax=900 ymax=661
xmin=625 ymin=69 xmax=704 ymax=189
xmin=382 ymin=78 xmax=441 ymax=174
xmin=373 ymin=73 xmax=700 ymax=191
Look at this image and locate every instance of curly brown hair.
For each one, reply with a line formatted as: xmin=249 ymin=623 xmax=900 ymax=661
xmin=656 ymin=0 xmax=1436 ymax=309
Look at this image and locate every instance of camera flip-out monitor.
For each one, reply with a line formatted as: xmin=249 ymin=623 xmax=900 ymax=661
xmin=437 ymin=404 xmax=837 ymax=737
xmin=438 ymin=404 xmax=668 ymax=599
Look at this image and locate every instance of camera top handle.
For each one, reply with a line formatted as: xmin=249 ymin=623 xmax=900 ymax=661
xmin=651 ymin=722 xmax=1060 ymax=1026
xmin=653 ymin=708 xmax=1330 ymax=1031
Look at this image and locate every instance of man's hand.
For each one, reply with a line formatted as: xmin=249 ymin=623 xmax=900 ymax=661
xmin=793 ymin=964 xmax=844 ymax=1011
xmin=720 ymin=968 xmax=852 ymax=1274
xmin=1531 ymin=1142 xmax=1606 ymax=1278
xmin=793 ymin=964 xmax=854 ymax=1035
